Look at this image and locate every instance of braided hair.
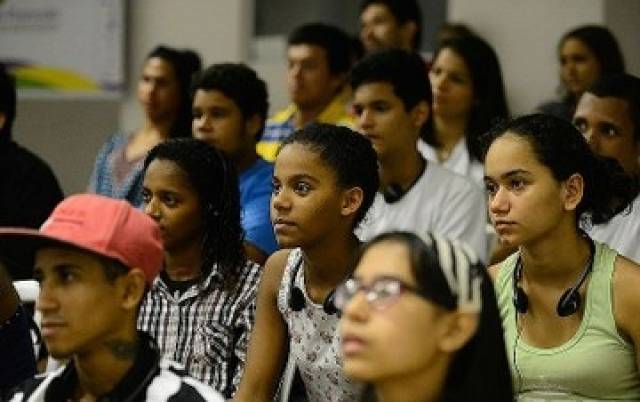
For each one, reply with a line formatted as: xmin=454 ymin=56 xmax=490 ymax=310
xmin=144 ymin=138 xmax=245 ymax=286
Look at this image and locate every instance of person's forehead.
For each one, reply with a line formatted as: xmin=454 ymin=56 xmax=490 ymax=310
xmin=354 ymin=81 xmax=398 ymax=101
xmin=35 ymin=246 xmax=103 ymax=270
xmin=362 ymin=3 xmax=395 ymax=21
xmin=576 ymin=93 xmax=633 ymax=127
xmin=193 ymin=88 xmax=237 ymax=109
xmin=287 ymin=44 xmax=328 ymax=62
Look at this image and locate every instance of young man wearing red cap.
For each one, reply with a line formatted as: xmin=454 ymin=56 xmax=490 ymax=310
xmin=1 ymin=194 xmax=223 ymax=402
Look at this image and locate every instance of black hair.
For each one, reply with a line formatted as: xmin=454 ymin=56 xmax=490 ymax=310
xmin=481 ymin=114 xmax=638 ymax=225
xmin=424 ymin=35 xmax=510 ymax=161
xmin=288 ymin=23 xmax=352 ymax=75
xmin=359 ymin=0 xmax=422 ymax=50
xmin=358 ymin=231 xmax=513 ymax=402
xmin=435 ymin=22 xmax=477 ymax=45
xmin=145 ymin=45 xmax=202 ymax=138
xmin=561 ymin=25 xmax=625 ymax=77
xmin=351 ymin=49 xmax=431 ymax=134
xmin=101 ymin=257 xmax=130 ymax=284
xmin=279 ymin=123 xmax=379 ymax=229
xmin=191 ymin=63 xmax=269 ymax=141
xmin=586 ymin=73 xmax=640 ymax=143
xmin=143 ymin=138 xmax=245 ymax=286
xmin=0 ymin=64 xmax=16 ymax=143
xmin=558 ymin=25 xmax=625 ymax=100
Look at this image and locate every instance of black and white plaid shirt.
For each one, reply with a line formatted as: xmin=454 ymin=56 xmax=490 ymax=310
xmin=138 ymin=260 xmax=262 ymax=399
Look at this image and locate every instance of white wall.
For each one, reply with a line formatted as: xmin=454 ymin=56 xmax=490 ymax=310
xmin=13 ymin=0 xmax=253 ymax=196
xmin=12 ymin=0 xmax=639 ymax=195
xmin=448 ymin=0 xmax=604 ymax=114
xmin=605 ymin=0 xmax=640 ymax=77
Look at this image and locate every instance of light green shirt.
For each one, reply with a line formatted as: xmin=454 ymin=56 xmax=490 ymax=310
xmin=496 ymin=242 xmax=640 ymax=401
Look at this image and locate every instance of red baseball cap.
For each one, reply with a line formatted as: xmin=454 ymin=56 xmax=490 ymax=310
xmin=0 ymin=194 xmax=164 ymax=284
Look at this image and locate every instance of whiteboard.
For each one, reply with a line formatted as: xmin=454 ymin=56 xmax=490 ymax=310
xmin=0 ymin=0 xmax=125 ymax=98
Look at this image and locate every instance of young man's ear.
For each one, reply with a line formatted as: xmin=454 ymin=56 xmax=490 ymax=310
xmin=0 ymin=113 xmax=6 ymax=132
xmin=438 ymin=311 xmax=479 ymax=353
xmin=245 ymin=114 xmax=263 ymax=141
xmin=410 ymin=100 xmax=430 ymax=136
xmin=340 ymin=187 xmax=364 ymax=218
xmin=118 ymin=269 xmax=147 ymax=311
xmin=561 ymin=173 xmax=584 ymax=212
xmin=399 ymin=21 xmax=418 ymax=51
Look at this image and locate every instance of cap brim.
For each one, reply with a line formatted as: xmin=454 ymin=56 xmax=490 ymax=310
xmin=0 ymin=228 xmax=98 ymax=280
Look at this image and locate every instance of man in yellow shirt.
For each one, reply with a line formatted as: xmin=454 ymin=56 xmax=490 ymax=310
xmin=257 ymin=23 xmax=353 ymax=161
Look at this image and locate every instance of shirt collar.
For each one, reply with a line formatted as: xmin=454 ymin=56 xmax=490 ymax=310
xmin=44 ymin=332 xmax=160 ymax=402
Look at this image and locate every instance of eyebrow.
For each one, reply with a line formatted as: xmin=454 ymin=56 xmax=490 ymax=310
xmin=484 ymin=169 xmax=532 ymax=181
xmin=289 ymin=173 xmax=320 ymax=183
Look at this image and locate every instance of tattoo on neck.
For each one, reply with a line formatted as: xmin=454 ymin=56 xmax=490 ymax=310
xmin=106 ymin=339 xmax=138 ymax=360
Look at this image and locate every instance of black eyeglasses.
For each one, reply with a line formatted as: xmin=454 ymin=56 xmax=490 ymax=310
xmin=333 ymin=276 xmax=429 ymax=312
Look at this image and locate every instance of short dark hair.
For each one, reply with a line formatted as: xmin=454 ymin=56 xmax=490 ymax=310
xmin=145 ymin=45 xmax=202 ymax=138
xmin=279 ymin=123 xmax=379 ymax=229
xmin=351 ymin=49 xmax=430 ymax=134
xmin=481 ymin=114 xmax=638 ymax=225
xmin=586 ymin=73 xmax=640 ymax=143
xmin=288 ymin=23 xmax=352 ymax=75
xmin=560 ymin=25 xmax=625 ymax=77
xmin=191 ymin=63 xmax=269 ymax=141
xmin=101 ymin=257 xmax=130 ymax=283
xmin=144 ymin=138 xmax=245 ymax=286
xmin=360 ymin=0 xmax=422 ymax=50
xmin=424 ymin=35 xmax=510 ymax=161
xmin=0 ymin=64 xmax=16 ymax=141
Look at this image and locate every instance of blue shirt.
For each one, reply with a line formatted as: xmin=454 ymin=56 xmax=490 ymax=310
xmin=239 ymin=158 xmax=278 ymax=255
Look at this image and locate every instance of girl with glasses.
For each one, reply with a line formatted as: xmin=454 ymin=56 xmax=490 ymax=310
xmin=234 ymin=124 xmax=379 ymax=402
xmin=337 ymin=231 xmax=512 ymax=402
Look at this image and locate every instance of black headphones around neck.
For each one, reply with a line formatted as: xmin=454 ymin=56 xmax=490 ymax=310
xmin=288 ymin=258 xmax=338 ymax=316
xmin=381 ymin=157 xmax=427 ymax=204
xmin=512 ymin=238 xmax=596 ymax=317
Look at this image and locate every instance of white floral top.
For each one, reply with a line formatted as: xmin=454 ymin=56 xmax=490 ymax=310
xmin=277 ymin=248 xmax=363 ymax=402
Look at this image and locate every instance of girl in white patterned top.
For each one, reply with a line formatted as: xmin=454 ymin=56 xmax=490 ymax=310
xmin=234 ymin=124 xmax=379 ymax=402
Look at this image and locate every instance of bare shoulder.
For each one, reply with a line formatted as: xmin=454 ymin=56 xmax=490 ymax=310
xmin=261 ymin=249 xmax=292 ymax=293
xmin=612 ymin=256 xmax=640 ymax=340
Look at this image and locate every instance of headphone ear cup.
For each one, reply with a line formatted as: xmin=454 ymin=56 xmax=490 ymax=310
xmin=557 ymin=288 xmax=581 ymax=317
xmin=513 ymin=286 xmax=529 ymax=314
xmin=382 ymin=184 xmax=404 ymax=203
xmin=289 ymin=286 xmax=306 ymax=312
xmin=323 ymin=289 xmax=338 ymax=316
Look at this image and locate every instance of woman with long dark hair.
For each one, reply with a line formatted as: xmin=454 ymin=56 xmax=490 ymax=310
xmin=88 ymin=45 xmax=201 ymax=206
xmin=537 ymin=25 xmax=625 ymax=122
xmin=483 ymin=114 xmax=640 ymax=400
xmin=421 ymin=34 xmax=509 ymax=186
xmin=138 ymin=138 xmax=261 ymax=399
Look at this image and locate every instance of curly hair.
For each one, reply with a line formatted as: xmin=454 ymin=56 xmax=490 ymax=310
xmin=279 ymin=123 xmax=379 ymax=229
xmin=144 ymin=138 xmax=245 ymax=286
xmin=191 ymin=63 xmax=269 ymax=140
xmin=480 ymin=114 xmax=638 ymax=225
